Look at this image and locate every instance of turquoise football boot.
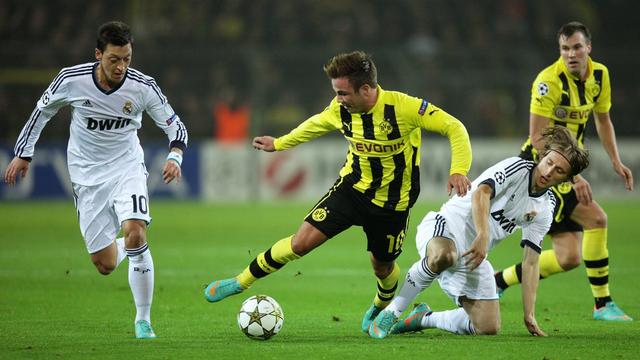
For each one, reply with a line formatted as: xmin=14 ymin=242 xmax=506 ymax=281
xmin=134 ymin=320 xmax=157 ymax=339
xmin=204 ymin=278 xmax=244 ymax=303
xmin=361 ymin=304 xmax=383 ymax=333
xmin=368 ymin=310 xmax=398 ymax=339
xmin=391 ymin=303 xmax=432 ymax=334
xmin=593 ymin=301 xmax=633 ymax=321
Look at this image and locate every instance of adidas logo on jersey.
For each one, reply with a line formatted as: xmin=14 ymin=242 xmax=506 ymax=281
xmin=82 ymin=99 xmax=93 ymax=107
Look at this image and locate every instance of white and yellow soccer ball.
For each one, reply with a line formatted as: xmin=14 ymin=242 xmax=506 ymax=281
xmin=237 ymin=295 xmax=284 ymax=340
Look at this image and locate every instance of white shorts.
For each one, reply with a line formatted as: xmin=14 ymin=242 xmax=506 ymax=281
xmin=72 ymin=163 xmax=151 ymax=254
xmin=416 ymin=211 xmax=498 ymax=306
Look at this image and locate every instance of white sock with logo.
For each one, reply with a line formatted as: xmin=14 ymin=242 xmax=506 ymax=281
xmin=421 ymin=308 xmax=476 ymax=335
xmin=386 ymin=257 xmax=438 ymax=317
xmin=127 ymin=243 xmax=154 ymax=323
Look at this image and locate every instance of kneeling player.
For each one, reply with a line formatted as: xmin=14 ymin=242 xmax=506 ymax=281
xmin=368 ymin=126 xmax=588 ymax=338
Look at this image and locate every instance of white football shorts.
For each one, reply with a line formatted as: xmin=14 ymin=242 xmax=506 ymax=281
xmin=416 ymin=211 xmax=499 ymax=306
xmin=72 ymin=162 xmax=151 ymax=254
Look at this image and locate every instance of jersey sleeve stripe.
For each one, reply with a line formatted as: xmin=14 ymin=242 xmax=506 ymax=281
xmin=51 ymin=70 xmax=93 ymax=94
xmin=127 ymin=69 xmax=167 ymax=104
xmin=520 ymin=239 xmax=542 ymax=254
xmin=50 ymin=64 xmax=94 ymax=85
xmin=126 ymin=72 xmax=166 ymax=104
xmin=504 ymin=158 xmax=526 ymax=172
xmin=14 ymin=109 xmax=42 ymax=157
xmin=174 ymin=120 xmax=188 ymax=143
xmin=505 ymin=161 xmax=533 ymax=177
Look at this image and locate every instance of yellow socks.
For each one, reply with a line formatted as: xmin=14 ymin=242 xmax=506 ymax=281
xmin=236 ymin=235 xmax=300 ymax=289
xmin=583 ymin=228 xmax=610 ymax=299
xmin=373 ymin=263 xmax=400 ymax=308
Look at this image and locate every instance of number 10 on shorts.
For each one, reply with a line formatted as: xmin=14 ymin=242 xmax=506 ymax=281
xmin=131 ymin=194 xmax=148 ymax=214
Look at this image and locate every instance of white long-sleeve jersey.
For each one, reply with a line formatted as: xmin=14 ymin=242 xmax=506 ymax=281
xmin=436 ymin=157 xmax=556 ymax=253
xmin=13 ymin=62 xmax=188 ymax=186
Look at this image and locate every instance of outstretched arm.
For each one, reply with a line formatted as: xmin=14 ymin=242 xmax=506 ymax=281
xmin=462 ymin=184 xmax=491 ymax=270
xmin=594 ymin=111 xmax=633 ymax=191
xmin=521 ymin=246 xmax=546 ymax=336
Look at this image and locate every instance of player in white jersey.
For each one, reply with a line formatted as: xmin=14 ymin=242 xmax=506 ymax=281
xmin=3 ymin=21 xmax=188 ymax=339
xmin=369 ymin=127 xmax=589 ymax=339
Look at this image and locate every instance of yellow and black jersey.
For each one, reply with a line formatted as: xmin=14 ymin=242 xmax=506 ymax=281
xmin=521 ymin=56 xmax=611 ymax=160
xmin=274 ymin=86 xmax=472 ymax=211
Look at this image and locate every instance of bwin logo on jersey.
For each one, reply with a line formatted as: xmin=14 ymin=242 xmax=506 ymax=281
xmin=491 ymin=209 xmax=517 ymax=233
xmin=87 ymin=117 xmax=132 ymax=131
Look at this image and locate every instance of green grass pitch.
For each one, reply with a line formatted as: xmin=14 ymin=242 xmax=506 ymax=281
xmin=1 ymin=200 xmax=638 ymax=359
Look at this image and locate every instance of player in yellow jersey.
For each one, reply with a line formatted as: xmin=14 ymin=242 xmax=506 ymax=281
xmin=494 ymin=22 xmax=634 ymax=321
xmin=203 ymin=51 xmax=473 ymax=333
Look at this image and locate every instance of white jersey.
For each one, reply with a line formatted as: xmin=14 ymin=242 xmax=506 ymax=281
xmin=436 ymin=157 xmax=555 ymax=253
xmin=13 ymin=62 xmax=188 ymax=186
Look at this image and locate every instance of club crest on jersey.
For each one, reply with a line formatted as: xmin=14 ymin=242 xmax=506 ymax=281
xmin=378 ymin=120 xmax=393 ymax=135
xmin=311 ymin=208 xmax=328 ymax=222
xmin=557 ymin=181 xmax=572 ymax=194
xmin=524 ymin=211 xmax=537 ymax=222
xmin=122 ymin=101 xmax=133 ymax=115
xmin=537 ymin=82 xmax=549 ymax=96
xmin=554 ymin=107 xmax=567 ymax=119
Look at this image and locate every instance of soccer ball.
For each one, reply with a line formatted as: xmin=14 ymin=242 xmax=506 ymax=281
xmin=237 ymin=295 xmax=284 ymax=340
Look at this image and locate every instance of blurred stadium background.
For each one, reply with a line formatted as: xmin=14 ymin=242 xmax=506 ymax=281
xmin=1 ymin=0 xmax=638 ymax=201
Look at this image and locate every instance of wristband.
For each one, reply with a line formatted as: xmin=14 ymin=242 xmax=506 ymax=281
xmin=167 ymin=151 xmax=183 ymax=166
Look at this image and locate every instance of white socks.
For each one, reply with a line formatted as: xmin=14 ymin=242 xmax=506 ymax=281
xmin=422 ymin=308 xmax=476 ymax=335
xmin=115 ymin=237 xmax=127 ymax=267
xmin=127 ymin=243 xmax=154 ymax=323
xmin=386 ymin=257 xmax=439 ymax=317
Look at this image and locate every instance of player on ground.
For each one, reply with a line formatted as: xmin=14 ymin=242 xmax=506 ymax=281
xmin=493 ymin=22 xmax=633 ymax=321
xmin=3 ymin=21 xmax=188 ymax=339
xmin=203 ymin=51 xmax=472 ymax=333
xmin=369 ymin=126 xmax=589 ymax=338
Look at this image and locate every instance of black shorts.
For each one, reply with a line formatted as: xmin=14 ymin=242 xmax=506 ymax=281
xmin=549 ymin=181 xmax=583 ymax=234
xmin=304 ymin=179 xmax=410 ymax=262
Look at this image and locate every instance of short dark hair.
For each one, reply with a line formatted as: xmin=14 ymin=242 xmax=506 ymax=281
xmin=557 ymin=21 xmax=591 ymax=43
xmin=97 ymin=21 xmax=133 ymax=51
xmin=323 ymin=51 xmax=377 ymax=91
xmin=541 ymin=126 xmax=590 ymax=177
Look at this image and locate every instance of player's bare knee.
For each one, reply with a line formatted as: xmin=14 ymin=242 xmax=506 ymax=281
xmin=558 ymin=253 xmax=581 ymax=270
xmin=290 ymin=238 xmax=310 ymax=257
xmin=373 ymin=263 xmax=394 ymax=279
xmin=428 ymin=249 xmax=455 ymax=272
xmin=93 ymin=260 xmax=115 ymax=275
xmin=590 ymin=211 xmax=607 ymax=229
xmin=124 ymin=227 xmax=146 ymax=248
xmin=474 ymin=320 xmax=500 ymax=335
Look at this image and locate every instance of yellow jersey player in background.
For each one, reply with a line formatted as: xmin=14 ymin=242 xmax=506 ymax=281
xmin=494 ymin=22 xmax=634 ymax=321
xmin=203 ymin=50 xmax=473 ymax=333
